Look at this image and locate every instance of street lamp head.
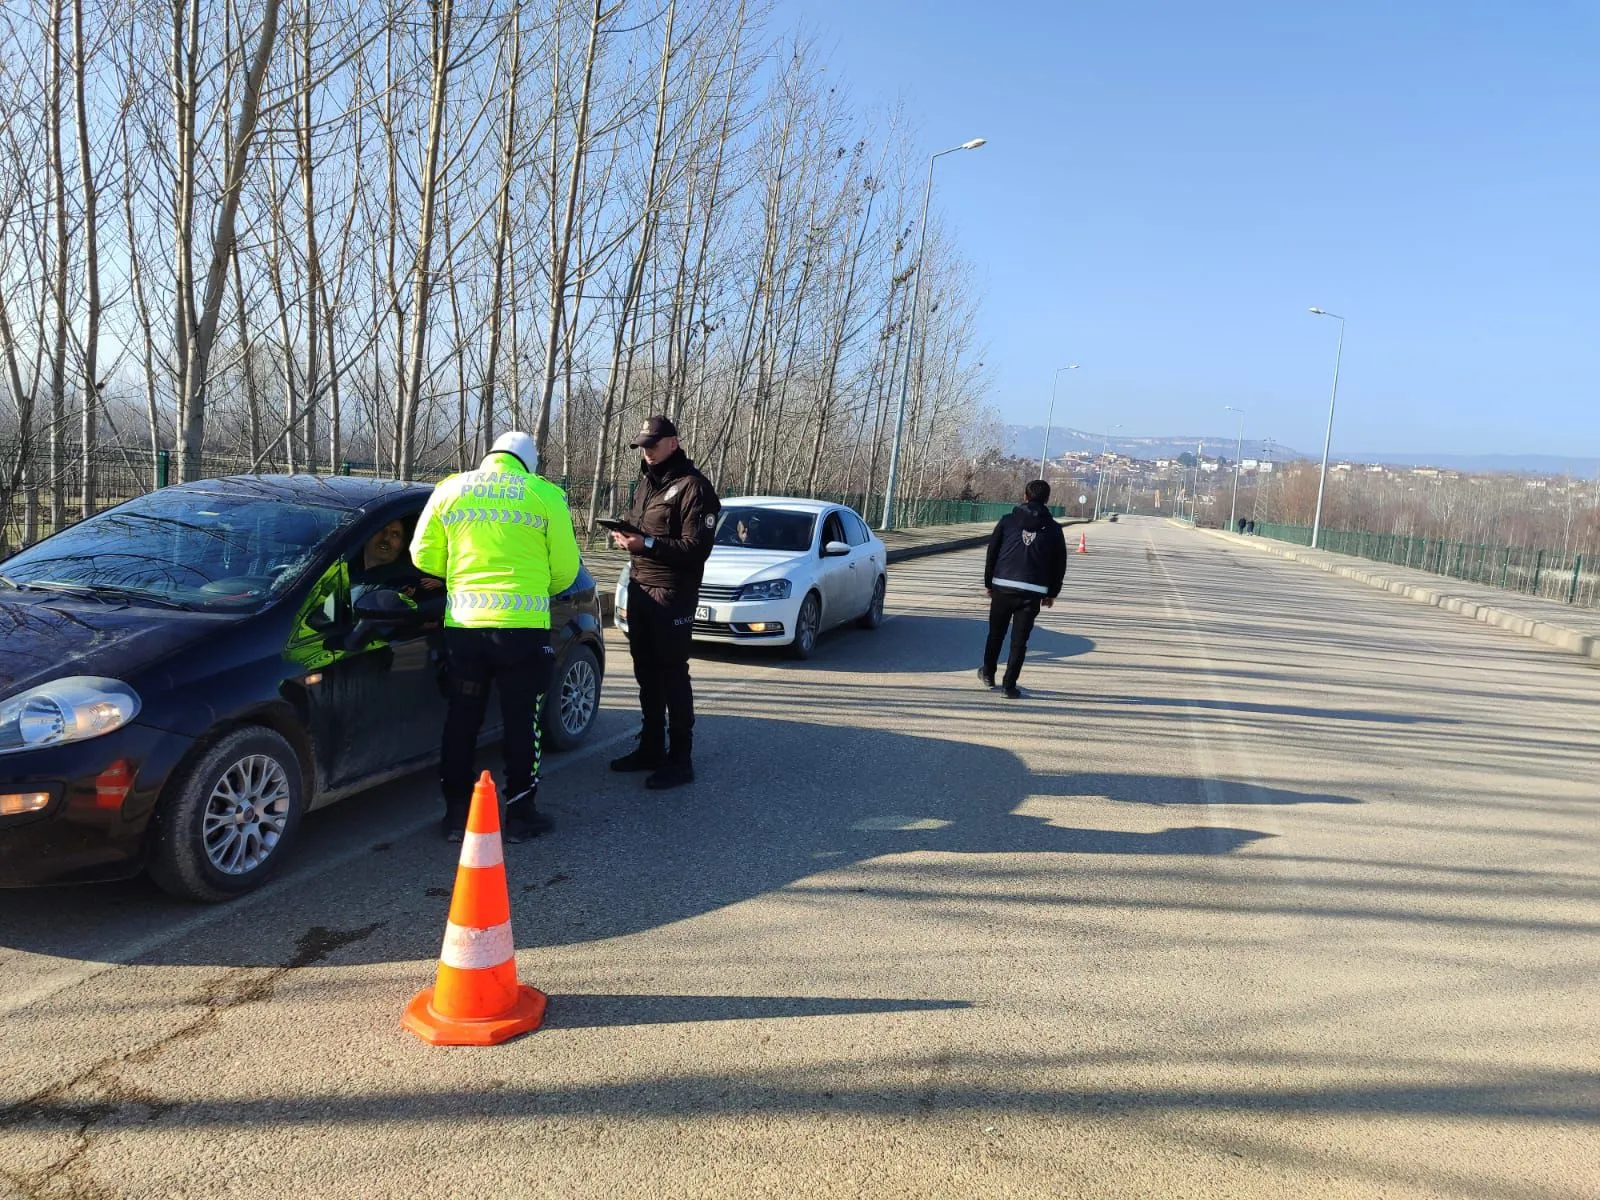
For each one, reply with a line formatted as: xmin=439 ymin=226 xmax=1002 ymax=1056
xmin=961 ymin=138 xmax=987 ymax=150
xmin=1308 ymin=307 xmax=1325 ymax=315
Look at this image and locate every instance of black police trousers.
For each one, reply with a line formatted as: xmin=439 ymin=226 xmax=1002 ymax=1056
xmin=626 ymin=580 xmax=695 ymax=744
xmin=983 ymin=587 xmax=1043 ymax=688
xmin=440 ymin=627 xmax=554 ymax=814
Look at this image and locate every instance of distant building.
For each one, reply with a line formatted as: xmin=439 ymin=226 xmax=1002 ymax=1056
xmin=1241 ymin=459 xmax=1259 ymax=471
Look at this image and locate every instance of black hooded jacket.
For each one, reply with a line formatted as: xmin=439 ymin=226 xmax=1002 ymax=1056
xmin=984 ymin=501 xmax=1068 ymax=599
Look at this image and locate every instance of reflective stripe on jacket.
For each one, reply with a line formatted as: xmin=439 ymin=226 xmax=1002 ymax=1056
xmin=410 ymin=452 xmax=581 ymax=630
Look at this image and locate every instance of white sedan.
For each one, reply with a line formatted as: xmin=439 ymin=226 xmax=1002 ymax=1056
xmin=615 ymin=497 xmax=887 ymax=658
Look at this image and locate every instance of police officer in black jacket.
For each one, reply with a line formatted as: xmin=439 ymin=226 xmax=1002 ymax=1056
xmin=980 ymin=479 xmax=1068 ymax=698
xmin=608 ymin=415 xmax=721 ymax=788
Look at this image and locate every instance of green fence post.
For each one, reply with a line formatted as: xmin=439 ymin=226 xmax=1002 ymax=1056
xmin=1569 ymin=556 xmax=1582 ymax=605
xmin=340 ymin=460 xmax=352 ymax=476
xmin=1499 ymin=547 xmax=1511 ymax=589
xmin=1531 ymin=549 xmax=1544 ymax=594
xmin=156 ymin=449 xmax=169 ymax=488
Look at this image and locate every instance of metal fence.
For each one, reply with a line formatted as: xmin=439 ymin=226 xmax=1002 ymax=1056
xmin=0 ymin=442 xmax=1035 ymax=552
xmin=1253 ymin=522 xmax=1599 ymax=610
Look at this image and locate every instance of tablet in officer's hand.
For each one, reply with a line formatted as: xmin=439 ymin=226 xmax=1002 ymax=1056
xmin=597 ymin=517 xmax=642 ymax=535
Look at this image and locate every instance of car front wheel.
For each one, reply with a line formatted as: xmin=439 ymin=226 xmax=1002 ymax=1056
xmin=148 ymin=727 xmax=305 ymax=903
xmin=544 ymin=644 xmax=601 ymax=750
xmin=857 ymin=575 xmax=886 ymax=630
xmin=788 ymin=592 xmax=822 ymax=660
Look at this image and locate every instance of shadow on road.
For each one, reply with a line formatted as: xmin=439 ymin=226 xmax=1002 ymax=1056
xmin=542 ymin=993 xmax=972 ymax=1030
xmin=0 ymin=713 xmax=1274 ymax=970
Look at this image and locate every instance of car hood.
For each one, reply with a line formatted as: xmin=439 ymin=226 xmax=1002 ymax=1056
xmin=0 ymin=594 xmax=217 ymax=700
xmin=702 ymin=548 xmax=810 ymax=587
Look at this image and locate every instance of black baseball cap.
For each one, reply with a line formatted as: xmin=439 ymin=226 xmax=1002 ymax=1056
xmin=630 ymin=415 xmax=679 ymax=448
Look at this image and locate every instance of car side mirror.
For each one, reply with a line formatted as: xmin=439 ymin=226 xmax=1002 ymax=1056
xmin=823 ymin=541 xmax=851 ymax=557
xmin=352 ymin=587 xmax=420 ymax=622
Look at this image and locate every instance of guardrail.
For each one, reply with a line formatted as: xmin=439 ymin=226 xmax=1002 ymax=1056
xmin=1251 ymin=522 xmax=1598 ymax=609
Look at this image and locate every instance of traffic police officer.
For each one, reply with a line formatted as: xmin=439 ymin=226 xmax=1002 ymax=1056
xmin=608 ymin=415 xmax=720 ymax=789
xmin=411 ymin=431 xmax=580 ymax=842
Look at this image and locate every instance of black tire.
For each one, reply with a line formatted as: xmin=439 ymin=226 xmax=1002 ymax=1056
xmin=543 ymin=643 xmax=601 ymax=751
xmin=788 ymin=592 xmax=822 ymax=660
xmin=147 ymin=727 xmax=305 ymax=903
xmin=857 ymin=575 xmax=886 ymax=630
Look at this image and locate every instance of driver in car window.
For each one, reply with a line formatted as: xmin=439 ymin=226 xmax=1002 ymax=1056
xmin=351 ymin=519 xmax=441 ymax=599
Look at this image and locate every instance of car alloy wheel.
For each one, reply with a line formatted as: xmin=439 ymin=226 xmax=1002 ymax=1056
xmin=203 ymin=754 xmax=292 ymax=875
xmin=789 ymin=593 xmax=821 ymax=659
xmin=543 ymin=644 xmax=601 ymax=750
xmin=560 ymin=654 xmax=598 ymax=737
xmin=858 ymin=576 xmax=886 ymax=630
xmin=149 ymin=726 xmax=305 ymax=902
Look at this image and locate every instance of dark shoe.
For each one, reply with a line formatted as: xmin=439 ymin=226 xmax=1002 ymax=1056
xmin=977 ymin=667 xmax=996 ymax=689
xmin=504 ymin=807 xmax=553 ymax=843
xmin=440 ymin=810 xmax=468 ymax=842
xmin=1002 ymin=684 xmax=1023 ymax=700
xmin=610 ymin=736 xmax=666 ymax=772
xmin=645 ymin=760 xmax=695 ymax=790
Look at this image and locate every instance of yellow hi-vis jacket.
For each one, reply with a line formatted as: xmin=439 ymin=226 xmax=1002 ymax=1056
xmin=410 ymin=452 xmax=581 ymax=630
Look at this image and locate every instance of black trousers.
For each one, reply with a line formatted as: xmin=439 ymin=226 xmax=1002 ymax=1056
xmin=440 ymin=627 xmax=554 ymax=813
xmin=626 ymin=580 xmax=695 ymax=745
xmin=983 ymin=588 xmax=1043 ymax=687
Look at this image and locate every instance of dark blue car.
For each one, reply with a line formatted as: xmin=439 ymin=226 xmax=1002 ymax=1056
xmin=0 ymin=476 xmax=604 ymax=901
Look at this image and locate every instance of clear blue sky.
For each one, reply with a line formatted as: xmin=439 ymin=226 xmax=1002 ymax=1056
xmin=780 ymin=0 xmax=1600 ymax=460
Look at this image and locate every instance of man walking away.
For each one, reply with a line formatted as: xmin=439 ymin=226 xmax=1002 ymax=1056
xmin=608 ymin=415 xmax=721 ymax=789
xmin=980 ymin=479 xmax=1068 ymax=699
xmin=411 ymin=431 xmax=580 ymax=843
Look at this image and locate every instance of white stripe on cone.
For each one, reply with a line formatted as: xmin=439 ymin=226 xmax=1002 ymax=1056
xmin=439 ymin=921 xmax=515 ymax=971
xmin=457 ymin=831 xmax=503 ymax=869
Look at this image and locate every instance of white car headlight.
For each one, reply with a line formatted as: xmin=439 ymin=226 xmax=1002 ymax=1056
xmin=738 ymin=579 xmax=792 ymax=601
xmin=0 ymin=677 xmax=142 ymax=755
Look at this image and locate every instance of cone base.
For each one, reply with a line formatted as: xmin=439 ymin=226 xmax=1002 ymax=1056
xmin=401 ymin=984 xmax=547 ymax=1046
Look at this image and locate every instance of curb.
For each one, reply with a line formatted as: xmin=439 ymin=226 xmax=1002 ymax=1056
xmin=1191 ymin=526 xmax=1600 ymax=664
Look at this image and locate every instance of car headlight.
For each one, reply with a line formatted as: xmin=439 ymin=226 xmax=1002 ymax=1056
xmin=0 ymin=677 xmax=142 ymax=755
xmin=737 ymin=579 xmax=792 ymax=601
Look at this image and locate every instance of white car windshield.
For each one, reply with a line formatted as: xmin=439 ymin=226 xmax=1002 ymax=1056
xmin=714 ymin=508 xmax=816 ymax=552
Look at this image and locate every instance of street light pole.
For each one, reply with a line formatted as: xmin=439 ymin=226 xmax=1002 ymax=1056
xmin=880 ymin=137 xmax=986 ymax=531
xmin=1308 ymin=307 xmax=1345 ymax=549
xmin=1038 ymin=364 xmax=1079 ymax=480
xmin=1092 ymin=424 xmax=1122 ymax=520
xmin=1225 ymin=404 xmax=1245 ymax=531
xmin=1190 ymin=441 xmax=1203 ymax=522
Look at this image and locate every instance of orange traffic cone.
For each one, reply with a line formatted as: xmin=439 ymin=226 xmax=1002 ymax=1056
xmin=402 ymin=771 xmax=546 ymax=1045
xmin=1076 ymin=531 xmax=1089 ymax=555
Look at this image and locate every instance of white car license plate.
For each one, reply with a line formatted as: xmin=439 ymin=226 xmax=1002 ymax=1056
xmin=695 ymin=605 xmax=712 ymax=622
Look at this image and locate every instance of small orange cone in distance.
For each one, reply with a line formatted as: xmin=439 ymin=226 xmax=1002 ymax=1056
xmin=402 ymin=771 xmax=546 ymax=1045
xmin=1077 ymin=530 xmax=1089 ymax=555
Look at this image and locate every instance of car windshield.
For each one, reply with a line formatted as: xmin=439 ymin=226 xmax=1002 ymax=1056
xmin=714 ymin=507 xmax=816 ymax=552
xmin=0 ymin=489 xmax=350 ymax=612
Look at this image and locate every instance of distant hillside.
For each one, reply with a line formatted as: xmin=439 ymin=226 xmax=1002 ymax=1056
xmin=1004 ymin=426 xmax=1299 ymax=462
xmin=1338 ymin=451 xmax=1600 ymax=476
xmin=1003 ymin=426 xmax=1598 ymax=476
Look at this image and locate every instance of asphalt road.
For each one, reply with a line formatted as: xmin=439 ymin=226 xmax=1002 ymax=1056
xmin=3 ymin=516 xmax=1596 ymax=1199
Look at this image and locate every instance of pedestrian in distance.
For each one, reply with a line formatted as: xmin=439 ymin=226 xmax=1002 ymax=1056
xmin=411 ymin=431 xmax=580 ymax=844
xmin=608 ymin=415 xmax=721 ymax=789
xmin=979 ymin=479 xmax=1068 ymax=699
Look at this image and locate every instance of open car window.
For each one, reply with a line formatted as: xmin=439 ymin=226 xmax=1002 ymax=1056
xmin=714 ymin=507 xmax=817 ymax=552
xmin=1 ymin=490 xmax=350 ymax=612
xmin=822 ymin=513 xmax=847 ymax=547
